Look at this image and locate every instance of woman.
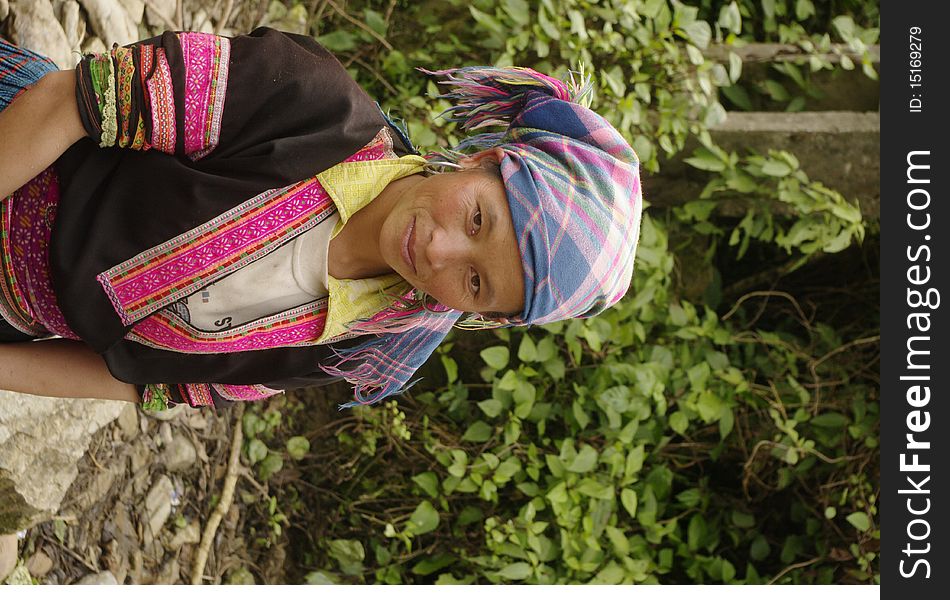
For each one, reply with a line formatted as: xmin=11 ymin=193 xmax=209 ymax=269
xmin=0 ymin=27 xmax=642 ymax=410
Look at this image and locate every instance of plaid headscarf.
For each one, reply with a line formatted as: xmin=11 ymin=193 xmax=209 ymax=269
xmin=330 ymin=67 xmax=642 ymax=407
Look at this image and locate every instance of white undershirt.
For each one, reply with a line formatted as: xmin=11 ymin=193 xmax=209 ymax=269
xmin=170 ymin=214 xmax=340 ymax=331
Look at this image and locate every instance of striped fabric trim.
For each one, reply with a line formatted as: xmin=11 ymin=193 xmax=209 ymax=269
xmin=181 ymin=383 xmax=214 ymax=407
xmin=97 ymin=178 xmax=337 ymax=325
xmin=179 ymin=33 xmax=231 ymax=160
xmin=212 ymin=384 xmax=280 ymax=402
xmin=147 ymin=48 xmax=176 ymax=154
xmin=126 ymin=297 xmax=330 ymax=354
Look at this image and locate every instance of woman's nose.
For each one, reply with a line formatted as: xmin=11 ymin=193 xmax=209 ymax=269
xmin=426 ymin=226 xmax=469 ymax=271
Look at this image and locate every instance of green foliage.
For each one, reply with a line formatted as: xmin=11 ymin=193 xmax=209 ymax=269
xmin=242 ymin=0 xmax=879 ymax=585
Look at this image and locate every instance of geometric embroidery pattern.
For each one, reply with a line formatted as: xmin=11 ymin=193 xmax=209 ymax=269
xmin=179 ymin=33 xmax=230 ymax=160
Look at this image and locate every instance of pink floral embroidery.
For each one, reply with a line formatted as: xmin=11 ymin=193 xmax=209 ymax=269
xmin=212 ymin=384 xmax=280 ymax=402
xmin=178 ymin=33 xmax=230 ymax=160
xmin=2 ymin=168 xmax=79 ymax=339
xmin=127 ymin=298 xmax=329 ymax=354
xmin=98 ymin=179 xmax=336 ymax=325
xmin=147 ymin=48 xmax=176 ymax=154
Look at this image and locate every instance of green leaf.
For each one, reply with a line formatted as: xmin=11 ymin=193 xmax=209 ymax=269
xmin=328 ymin=539 xmax=365 ymax=567
xmin=761 ymin=159 xmax=792 ymax=177
xmin=795 ymin=0 xmax=816 ymax=21
xmin=606 ymin=526 xmax=630 ymax=555
xmin=825 ymin=507 xmax=837 ymax=519
xmin=566 ymin=445 xmax=598 ymax=473
xmin=718 ymin=2 xmax=742 ymax=34
xmin=683 ymin=21 xmax=712 ymax=49
xmin=469 ymin=6 xmax=505 ymax=34
xmin=728 ymin=52 xmax=743 ymax=83
xmin=687 ymin=514 xmax=706 ymax=550
xmin=731 ymin=511 xmax=755 ymax=528
xmin=364 ymin=9 xmax=388 ymax=36
xmin=462 ymin=421 xmax=493 ymax=442
xmin=316 ymin=30 xmax=357 ymax=52
xmin=750 ymin=535 xmax=770 ymax=561
xmin=621 ymin=489 xmax=638 ymax=518
xmin=407 ymin=500 xmax=440 ymax=535
xmin=846 ymin=512 xmax=871 ymax=532
xmin=684 ymin=148 xmax=726 ymax=172
xmin=481 ymin=346 xmax=510 ymax=370
xmin=246 ymin=439 xmax=268 ymax=465
xmin=502 ymin=0 xmax=531 ymax=26
xmin=669 ymin=411 xmax=689 ymax=434
xmin=496 ymin=562 xmax=533 ymax=581
xmin=478 ymin=399 xmax=504 ymax=418
xmin=576 ymin=478 xmax=613 ymax=499
xmin=412 ymin=472 xmax=440 ymax=498
xmin=412 ymin=553 xmax=456 ymax=576
xmin=517 ymin=335 xmax=538 ymax=362
xmin=811 ymin=412 xmax=850 ymax=428
xmin=258 ymin=453 xmax=284 ymax=480
xmin=537 ymin=4 xmax=561 ymax=40
xmin=286 ymin=436 xmax=310 ymax=461
xmin=441 ymin=355 xmax=458 ymax=384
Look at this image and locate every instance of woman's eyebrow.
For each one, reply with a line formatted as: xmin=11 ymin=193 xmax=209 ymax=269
xmin=481 ymin=196 xmax=498 ymax=310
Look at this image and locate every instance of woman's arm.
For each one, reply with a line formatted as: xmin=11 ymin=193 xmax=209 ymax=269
xmin=0 ymin=70 xmax=86 ymax=199
xmin=0 ymin=339 xmax=139 ymax=402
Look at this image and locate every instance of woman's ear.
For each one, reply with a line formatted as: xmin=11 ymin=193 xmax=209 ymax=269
xmin=458 ymin=147 xmax=506 ymax=170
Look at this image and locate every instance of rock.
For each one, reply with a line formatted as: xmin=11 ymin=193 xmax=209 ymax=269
xmin=191 ymin=10 xmax=216 ymax=34
xmin=26 ymin=549 xmax=53 ymax=578
xmin=78 ymin=0 xmax=138 ymax=47
xmin=144 ymin=475 xmax=173 ymax=537
xmin=165 ymin=520 xmax=200 ymax=551
xmin=0 ymin=392 xmax=124 ymax=533
xmin=117 ymin=404 xmax=139 ymax=440
xmin=145 ymin=0 xmax=176 ymax=29
xmin=155 ymin=556 xmax=179 ymax=584
xmin=81 ymin=36 xmax=107 ymax=55
xmin=61 ymin=1 xmax=86 ymax=52
xmin=160 ymin=422 xmax=173 ymax=444
xmin=77 ymin=570 xmax=118 ymax=585
xmin=117 ymin=0 xmax=144 ymax=23
xmin=0 ymin=533 xmax=16 ymax=582
xmin=162 ymin=433 xmax=196 ymax=472
xmin=9 ymin=0 xmax=75 ymax=68
xmin=71 ymin=466 xmax=116 ymax=512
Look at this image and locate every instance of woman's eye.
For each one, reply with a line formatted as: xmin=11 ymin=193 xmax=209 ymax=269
xmin=470 ymin=271 xmax=481 ymax=294
xmin=472 ymin=208 xmax=482 ymax=233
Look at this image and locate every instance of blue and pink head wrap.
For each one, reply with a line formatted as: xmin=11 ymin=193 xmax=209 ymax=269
xmin=329 ymin=66 xmax=643 ymax=407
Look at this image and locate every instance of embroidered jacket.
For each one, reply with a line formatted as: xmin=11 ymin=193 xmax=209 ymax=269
xmin=44 ymin=28 xmax=414 ymax=407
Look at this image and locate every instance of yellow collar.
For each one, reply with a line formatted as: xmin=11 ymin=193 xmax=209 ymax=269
xmin=315 ymin=153 xmax=427 ymax=342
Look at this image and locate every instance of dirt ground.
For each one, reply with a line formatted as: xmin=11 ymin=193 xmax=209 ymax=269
xmin=10 ymin=386 xmax=340 ymax=585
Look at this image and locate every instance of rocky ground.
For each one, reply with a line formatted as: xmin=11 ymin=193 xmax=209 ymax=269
xmin=3 ymin=386 xmax=340 ymax=585
xmin=1 ymin=0 xmax=312 ymax=70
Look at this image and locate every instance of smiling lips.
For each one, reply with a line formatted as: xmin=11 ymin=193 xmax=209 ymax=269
xmin=403 ymin=216 xmax=417 ymax=274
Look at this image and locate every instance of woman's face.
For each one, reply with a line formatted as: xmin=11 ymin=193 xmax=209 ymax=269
xmin=379 ymin=163 xmax=525 ymax=317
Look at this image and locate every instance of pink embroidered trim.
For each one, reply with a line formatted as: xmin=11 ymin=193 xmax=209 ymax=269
xmin=179 ymin=33 xmax=230 ymax=160
xmin=212 ymin=384 xmax=280 ymax=402
xmin=101 ymin=127 xmax=396 ymax=335
xmin=127 ymin=298 xmax=329 ymax=353
xmin=98 ymin=179 xmax=336 ymax=325
xmin=147 ymin=48 xmax=176 ymax=154
xmin=181 ymin=384 xmax=214 ymax=407
xmin=3 ymin=168 xmax=79 ymax=339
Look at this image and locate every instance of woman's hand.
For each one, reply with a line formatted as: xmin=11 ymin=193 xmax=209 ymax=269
xmin=0 ymin=70 xmax=87 ymax=199
xmin=0 ymin=339 xmax=140 ymax=403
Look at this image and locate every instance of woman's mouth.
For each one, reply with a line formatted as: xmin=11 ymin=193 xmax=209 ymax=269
xmin=402 ymin=216 xmax=417 ymax=274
